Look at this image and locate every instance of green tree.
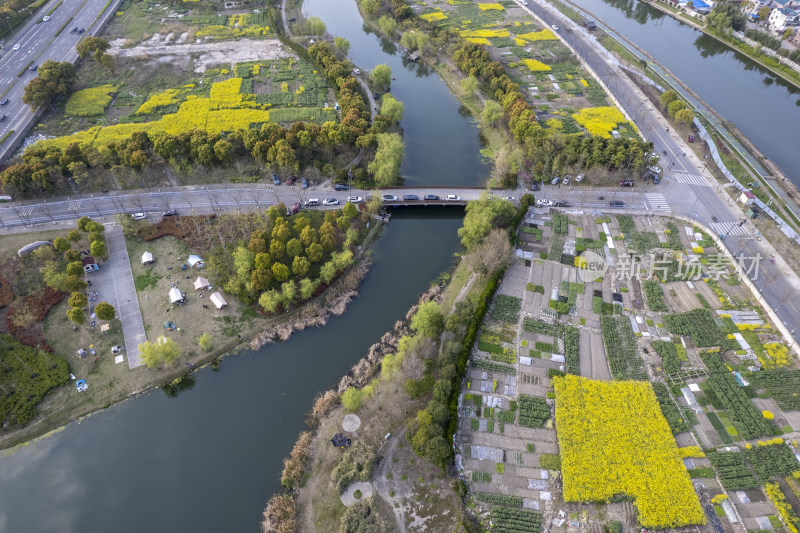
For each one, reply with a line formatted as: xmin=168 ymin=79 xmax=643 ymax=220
xmin=380 ymin=94 xmax=404 ymax=123
xmin=342 ymin=201 xmax=358 ymax=219
xmin=66 ymin=260 xmax=84 ymax=277
xmin=425 ymin=436 xmax=451 ymax=467
xmin=667 ymin=99 xmax=686 ymax=118
xmin=410 ymin=301 xmax=444 ymax=338
xmin=76 ymin=216 xmax=92 ymax=232
xmin=281 ymin=281 xmax=297 ymax=305
xmin=271 ymin=262 xmax=290 ymax=282
xmin=707 ymin=2 xmax=746 ymax=31
xmin=139 ymin=338 xmax=180 ymax=368
xmin=292 ymin=255 xmax=311 ymax=277
xmin=377 ymin=15 xmax=397 ymax=36
xmin=94 ymin=301 xmax=115 ymax=321
xmin=306 ymin=243 xmax=324 ymax=263
xmin=320 ymin=261 xmax=337 ymax=283
xmin=67 ymin=229 xmax=81 ymax=243
xmin=372 ymin=64 xmax=392 ymax=89
xmin=68 ymin=292 xmax=88 ymax=309
xmin=308 ymin=16 xmax=326 ymax=36
xmin=461 ymin=75 xmax=479 ymax=96
xmin=299 ymin=278 xmax=319 ymax=300
xmin=341 ymin=387 xmax=364 ymax=411
xmin=481 ymin=100 xmax=503 ymax=127
xmin=400 ymin=30 xmax=429 ymax=53
xmin=334 ymin=36 xmax=350 ymax=55
xmin=286 ymin=238 xmax=303 ymax=259
xmin=197 ymin=332 xmax=213 ymax=352
xmin=659 ymin=89 xmax=679 ymax=109
xmin=67 ymin=306 xmax=86 ymax=325
xmin=53 ymin=237 xmax=70 ymax=252
xmin=367 ymin=133 xmax=404 ymax=186
xmin=90 ymin=240 xmax=106 ymax=257
xmin=22 ymin=60 xmax=76 ymax=109
xmin=758 ymin=6 xmax=772 ymax=21
xmin=63 ymin=275 xmax=88 ymax=292
xmin=259 ymin=290 xmax=282 ymax=312
xmin=675 ymin=108 xmax=695 ymax=126
xmin=457 ymin=194 xmax=516 ymax=249
xmin=65 ymin=249 xmax=81 ymax=263
xmin=76 ymin=36 xmax=110 ymax=58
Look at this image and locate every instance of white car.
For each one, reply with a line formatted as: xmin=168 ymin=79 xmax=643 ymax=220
xmin=575 ymin=173 xmax=585 ymax=183
xmin=42 ymin=15 xmax=50 ymax=22
xmin=12 ymin=44 xmax=20 ymax=51
xmin=348 ymin=196 xmax=363 ymax=204
xmin=323 ymin=198 xmax=339 ymax=206
xmin=505 ymin=196 xmax=515 ymax=202
xmin=352 ymin=68 xmax=361 ymax=75
xmin=536 ymin=199 xmax=553 ymax=207
xmin=446 ymin=194 xmax=460 ymax=201
xmin=521 ymin=0 xmax=528 ymax=4
xmin=551 ymin=24 xmax=559 ymax=31
xmin=305 ymin=198 xmax=320 ymax=206
xmin=132 ymin=212 xmax=147 ymax=220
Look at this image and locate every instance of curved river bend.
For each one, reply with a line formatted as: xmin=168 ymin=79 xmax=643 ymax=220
xmin=0 ymin=0 xmax=490 ymax=530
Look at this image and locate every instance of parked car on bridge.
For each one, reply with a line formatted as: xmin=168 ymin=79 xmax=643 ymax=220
xmin=424 ymin=194 xmax=440 ymax=200
xmin=272 ymin=174 xmax=281 ymax=185
xmin=403 ymin=194 xmax=419 ymax=201
xmin=323 ymin=198 xmax=339 ymax=206
xmin=305 ymin=198 xmax=320 ymax=206
xmin=446 ymin=194 xmax=460 ymax=201
xmin=348 ymin=196 xmax=363 ymax=204
xmin=382 ymin=194 xmax=398 ymax=201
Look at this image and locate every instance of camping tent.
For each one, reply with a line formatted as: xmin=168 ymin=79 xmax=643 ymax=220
xmin=187 ymin=255 xmax=204 ymax=268
xmin=142 ymin=251 xmax=154 ymax=265
xmin=210 ymin=292 xmax=227 ymax=309
xmin=168 ymin=287 xmax=184 ymax=304
xmin=194 ymin=276 xmax=210 ymax=290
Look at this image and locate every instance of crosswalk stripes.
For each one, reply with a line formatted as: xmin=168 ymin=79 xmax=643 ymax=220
xmin=644 ymin=193 xmax=671 ymax=212
xmin=673 ymin=171 xmax=711 ymax=187
xmin=19 ymin=206 xmax=34 ymax=217
xmin=710 ymin=221 xmax=749 ymax=237
xmin=68 ymin=201 xmax=81 ymax=212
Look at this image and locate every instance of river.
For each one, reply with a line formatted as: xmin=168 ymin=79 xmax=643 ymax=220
xmin=572 ymin=0 xmax=799 ymax=183
xmin=0 ymin=0 xmax=490 ymax=530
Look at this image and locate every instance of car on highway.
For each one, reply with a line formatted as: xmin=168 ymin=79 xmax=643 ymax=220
xmin=424 ymin=194 xmax=440 ymax=200
xmin=620 ymin=180 xmax=634 ymax=187
xmin=352 ymin=68 xmax=361 ymax=75
xmin=272 ymin=174 xmax=281 ymax=185
xmin=162 ymin=210 xmax=178 ymax=217
xmin=70 ymin=27 xmax=78 ymax=33
xmin=0 ymin=99 xmax=7 ymax=105
xmin=446 ymin=194 xmax=460 ymax=201
xmin=42 ymin=15 xmax=49 ymax=22
xmin=12 ymin=44 xmax=20 ymax=51
xmin=575 ymin=173 xmax=585 ymax=183
xmin=29 ymin=64 xmax=37 ymax=71
xmin=550 ymin=176 xmax=561 ymax=185
xmin=551 ymin=24 xmax=559 ymax=31
xmin=609 ymin=200 xmax=625 ymax=207
xmin=0 ymin=114 xmax=6 ymax=122
xmin=305 ymin=198 xmax=320 ymax=206
xmin=403 ymin=194 xmax=419 ymax=201
xmin=333 ymin=183 xmax=349 ymax=191
xmin=536 ymin=199 xmax=553 ymax=207
xmin=132 ymin=212 xmax=147 ymax=220
xmin=77 ymin=28 xmax=85 ymax=33
xmin=348 ymin=196 xmax=363 ymax=204
xmin=323 ymin=198 xmax=339 ymax=206
xmin=382 ymin=194 xmax=398 ymax=201
xmin=554 ymin=201 xmax=570 ymax=207
xmin=301 ymin=177 xmax=308 ymax=189
xmin=563 ymin=175 xmax=571 ymax=185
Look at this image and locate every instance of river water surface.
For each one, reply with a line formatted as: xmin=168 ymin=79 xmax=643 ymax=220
xmin=0 ymin=0 xmax=490 ymax=530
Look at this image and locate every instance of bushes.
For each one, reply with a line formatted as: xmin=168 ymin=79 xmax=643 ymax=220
xmin=518 ymin=395 xmax=550 ymax=428
xmin=652 ymin=382 xmax=689 ymax=434
xmin=601 ymin=315 xmax=646 ymax=380
xmin=651 ymin=340 xmax=682 ymax=374
xmin=490 ymin=295 xmax=522 ymax=323
xmin=330 ymin=440 xmax=376 ymax=494
xmin=534 ymin=341 xmax=554 ymax=353
xmin=643 ymin=281 xmax=668 ymax=312
xmin=280 ymin=431 xmax=313 ymax=489
xmin=539 ymin=453 xmax=561 ymax=471
xmin=564 ymin=326 xmax=579 ymax=375
xmin=664 ymin=309 xmax=725 ymax=347
xmin=706 ymin=449 xmax=757 ymax=490
xmin=548 ymin=299 xmax=570 ymax=315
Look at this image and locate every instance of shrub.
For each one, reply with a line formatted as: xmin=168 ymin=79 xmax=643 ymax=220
xmin=330 ymin=440 xmax=376 ymax=494
xmin=539 ymin=453 xmax=561 ymax=471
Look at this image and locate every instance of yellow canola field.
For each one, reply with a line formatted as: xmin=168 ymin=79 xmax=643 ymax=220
xmin=136 ymin=88 xmax=184 ymax=115
xmin=554 ymin=375 xmax=706 ymax=529
xmin=517 ymin=29 xmax=557 ymax=41
xmin=465 ymin=37 xmax=491 ymax=45
xmin=572 ymin=106 xmax=628 ymax=138
xmin=65 ymin=85 xmax=117 ymax=117
xmin=421 ymin=11 xmax=448 ymax=21
xmin=477 ymin=2 xmax=504 ymax=10
xmin=459 ymin=28 xmax=510 ymax=38
xmin=521 ymin=58 xmax=551 ymax=72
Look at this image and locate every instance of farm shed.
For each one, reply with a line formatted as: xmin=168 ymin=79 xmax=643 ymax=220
xmin=141 ymin=251 xmax=154 ymax=265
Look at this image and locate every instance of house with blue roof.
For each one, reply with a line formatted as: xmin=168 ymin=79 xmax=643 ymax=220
xmin=768 ymin=5 xmax=800 ymax=30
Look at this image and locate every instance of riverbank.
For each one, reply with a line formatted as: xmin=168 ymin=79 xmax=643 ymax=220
xmin=0 ymin=215 xmax=383 ymax=452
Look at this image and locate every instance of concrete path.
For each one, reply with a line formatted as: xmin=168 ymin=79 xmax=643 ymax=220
xmin=104 ymin=224 xmax=147 ymax=368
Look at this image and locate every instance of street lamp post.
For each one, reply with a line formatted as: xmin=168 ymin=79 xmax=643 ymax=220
xmin=4 ymin=17 xmax=14 ymax=37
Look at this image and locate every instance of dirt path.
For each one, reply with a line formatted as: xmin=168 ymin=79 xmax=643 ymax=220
xmin=451 ymin=272 xmax=477 ymax=312
xmin=373 ymin=428 xmax=410 ymax=533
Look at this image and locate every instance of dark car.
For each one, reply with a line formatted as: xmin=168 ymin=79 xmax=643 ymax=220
xmin=28 ymin=64 xmax=37 ymax=71
xmin=0 ymin=99 xmax=7 ymax=105
xmin=286 ymin=176 xmax=297 ymax=185
xmin=424 ymin=194 xmax=440 ymax=200
xmin=272 ymin=174 xmax=281 ymax=185
xmin=554 ymin=201 xmax=570 ymax=207
xmin=531 ymin=182 xmax=540 ymax=191
xmin=653 ymin=175 xmax=660 ymax=184
xmin=333 ymin=183 xmax=349 ymax=191
xmin=162 ymin=210 xmax=178 ymax=217
xmin=620 ymin=180 xmax=634 ymax=187
xmin=69 ymin=27 xmax=78 ymax=33
xmin=403 ymin=194 xmax=419 ymax=201
xmin=301 ymin=177 xmax=308 ymax=189
xmin=77 ymin=28 xmax=85 ymax=33
xmin=609 ymin=200 xmax=625 ymax=207
xmin=0 ymin=114 xmax=5 ymax=122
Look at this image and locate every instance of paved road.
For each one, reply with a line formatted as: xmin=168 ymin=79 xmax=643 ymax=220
xmin=0 ymin=0 xmax=124 ymax=162
xmin=105 ymin=224 xmax=147 ymax=368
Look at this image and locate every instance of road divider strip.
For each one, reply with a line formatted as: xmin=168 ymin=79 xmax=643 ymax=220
xmin=0 ymin=130 xmax=15 ymax=146
xmin=17 ymin=62 xmax=35 ymax=78
xmin=46 ymin=1 xmax=63 ymax=16
xmin=54 ymin=15 xmax=73 ymax=37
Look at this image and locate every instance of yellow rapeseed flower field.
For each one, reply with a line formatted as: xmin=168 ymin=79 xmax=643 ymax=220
xmin=571 ymin=106 xmax=627 ymax=138
xmin=65 ymin=85 xmax=117 ymax=117
xmin=465 ymin=37 xmax=491 ymax=45
xmin=477 ymin=2 xmax=504 ymax=10
xmin=421 ymin=11 xmax=448 ymax=22
xmin=521 ymin=58 xmax=551 ymax=72
xmin=136 ymin=88 xmax=183 ymax=115
xmin=517 ymin=29 xmax=557 ymax=42
xmin=554 ymin=375 xmax=706 ymax=529
xmin=460 ymin=28 xmax=510 ymax=38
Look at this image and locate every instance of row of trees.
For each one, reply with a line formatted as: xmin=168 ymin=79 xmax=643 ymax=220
xmin=659 ymin=90 xmax=695 ymax=126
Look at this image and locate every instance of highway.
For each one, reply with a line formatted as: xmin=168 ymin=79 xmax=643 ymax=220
xmin=0 ymin=0 xmax=123 ymax=162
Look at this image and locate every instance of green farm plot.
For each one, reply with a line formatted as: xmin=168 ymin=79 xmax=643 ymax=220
xmin=744 ymin=443 xmax=800 ymax=482
xmin=601 ymin=315 xmax=646 ymax=380
xmin=518 ymin=395 xmax=549 ymax=428
xmin=664 ymin=309 xmax=726 ymax=348
xmin=748 ymin=370 xmax=800 ymax=411
xmin=490 ymin=295 xmax=522 ymax=323
xmin=706 ymin=449 xmax=758 ymax=490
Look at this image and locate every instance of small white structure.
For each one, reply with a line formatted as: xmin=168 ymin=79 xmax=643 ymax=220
xmin=210 ymin=292 xmax=227 ymax=309
xmin=738 ymin=190 xmax=755 ymax=207
xmin=187 ymin=255 xmax=204 ymax=268
xmin=168 ymin=287 xmax=185 ymax=304
xmin=142 ymin=251 xmax=154 ymax=265
xmin=194 ymin=276 xmax=210 ymax=290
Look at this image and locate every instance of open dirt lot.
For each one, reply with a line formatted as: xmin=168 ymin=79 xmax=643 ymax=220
xmin=108 ymin=37 xmax=295 ymax=73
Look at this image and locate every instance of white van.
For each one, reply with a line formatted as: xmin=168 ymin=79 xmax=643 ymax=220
xmin=132 ymin=212 xmax=147 ymax=220
xmin=305 ymin=198 xmax=320 ymax=206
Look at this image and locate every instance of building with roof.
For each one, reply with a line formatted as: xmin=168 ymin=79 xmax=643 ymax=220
xmin=142 ymin=251 xmax=154 ymax=265
xmin=82 ymin=256 xmax=99 ymax=273
xmin=739 ymin=190 xmax=756 ymax=206
xmin=769 ymin=6 xmax=800 ymax=30
xmin=210 ymin=292 xmax=227 ymax=309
